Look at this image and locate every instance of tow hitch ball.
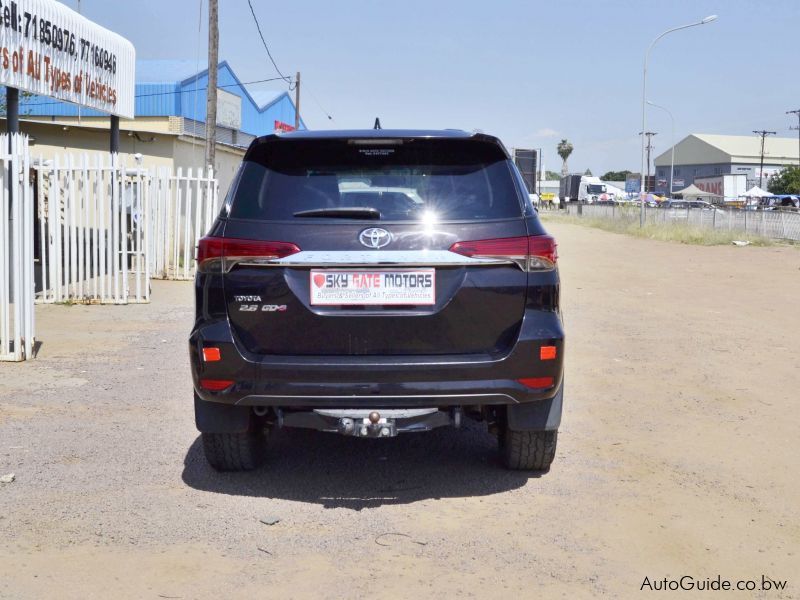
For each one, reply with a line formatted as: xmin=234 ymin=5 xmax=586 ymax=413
xmin=338 ymin=411 xmax=396 ymax=438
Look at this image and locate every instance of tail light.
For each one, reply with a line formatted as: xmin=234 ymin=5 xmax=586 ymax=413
xmin=200 ymin=379 xmax=234 ymax=391
xmin=516 ymin=377 xmax=554 ymax=389
xmin=197 ymin=236 xmax=301 ymax=272
xmin=448 ymin=235 xmax=557 ymax=271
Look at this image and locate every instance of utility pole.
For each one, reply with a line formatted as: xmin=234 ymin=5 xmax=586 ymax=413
xmin=753 ymin=130 xmax=776 ymax=189
xmin=204 ymin=0 xmax=219 ymax=171
xmin=787 ymin=109 xmax=800 ymax=167
xmin=639 ymin=131 xmax=657 ymax=192
xmin=294 ymin=71 xmax=301 ymax=130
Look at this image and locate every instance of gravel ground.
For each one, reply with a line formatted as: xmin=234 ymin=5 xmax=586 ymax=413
xmin=1 ymin=222 xmax=799 ymax=599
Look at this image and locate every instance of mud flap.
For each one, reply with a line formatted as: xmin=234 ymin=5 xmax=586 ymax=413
xmin=506 ymin=382 xmax=563 ymax=432
xmin=194 ymin=394 xmax=251 ymax=433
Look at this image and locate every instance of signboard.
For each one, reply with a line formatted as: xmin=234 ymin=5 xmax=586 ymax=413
xmin=274 ymin=120 xmax=295 ymax=132
xmin=0 ymin=0 xmax=135 ymax=118
xmin=625 ymin=175 xmax=640 ymax=193
xmin=513 ymin=148 xmax=537 ymax=193
xmin=216 ymin=88 xmax=241 ymax=130
xmin=673 ymin=178 xmax=685 ymax=188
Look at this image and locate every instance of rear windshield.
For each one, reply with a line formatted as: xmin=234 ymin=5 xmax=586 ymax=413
xmin=227 ymin=138 xmax=523 ymax=221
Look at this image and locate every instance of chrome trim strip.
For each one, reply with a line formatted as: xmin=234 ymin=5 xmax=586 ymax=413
xmin=236 ymin=250 xmax=514 ymax=269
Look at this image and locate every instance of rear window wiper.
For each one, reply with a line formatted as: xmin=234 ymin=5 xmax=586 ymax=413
xmin=293 ymin=207 xmax=381 ymax=219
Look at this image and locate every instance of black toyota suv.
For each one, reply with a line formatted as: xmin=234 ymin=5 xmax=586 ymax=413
xmin=190 ymin=129 xmax=565 ymax=471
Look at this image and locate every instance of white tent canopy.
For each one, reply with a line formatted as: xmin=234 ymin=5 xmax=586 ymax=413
xmin=743 ymin=186 xmax=771 ymax=198
xmin=674 ymin=184 xmax=718 ymax=199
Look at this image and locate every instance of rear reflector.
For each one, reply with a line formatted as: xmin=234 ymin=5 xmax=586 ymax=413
xmin=197 ymin=236 xmax=301 ymax=272
xmin=202 ymin=347 xmax=221 ymax=362
xmin=540 ymin=346 xmax=557 ymax=360
xmin=448 ymin=235 xmax=557 ymax=271
xmin=200 ymin=379 xmax=234 ymax=391
xmin=516 ymin=377 xmax=554 ymax=389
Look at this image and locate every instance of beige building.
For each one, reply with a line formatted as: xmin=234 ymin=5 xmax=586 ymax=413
xmin=653 ymin=133 xmax=800 ymax=193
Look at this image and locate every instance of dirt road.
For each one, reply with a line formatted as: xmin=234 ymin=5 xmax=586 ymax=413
xmin=1 ymin=222 xmax=798 ymax=599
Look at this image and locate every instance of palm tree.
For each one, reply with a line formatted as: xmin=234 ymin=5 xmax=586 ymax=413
xmin=557 ymin=139 xmax=573 ymax=176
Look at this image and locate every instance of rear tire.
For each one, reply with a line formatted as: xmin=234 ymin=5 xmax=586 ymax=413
xmin=501 ymin=428 xmax=558 ymax=471
xmin=202 ymin=430 xmax=266 ymax=471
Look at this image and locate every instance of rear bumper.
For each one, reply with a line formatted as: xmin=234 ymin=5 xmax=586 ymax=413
xmin=189 ymin=308 xmax=564 ymax=408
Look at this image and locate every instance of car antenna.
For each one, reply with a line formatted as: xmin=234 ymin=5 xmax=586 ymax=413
xmin=374 ymin=117 xmax=382 ymax=130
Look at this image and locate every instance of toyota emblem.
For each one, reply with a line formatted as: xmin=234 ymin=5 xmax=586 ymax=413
xmin=359 ymin=227 xmax=392 ymax=249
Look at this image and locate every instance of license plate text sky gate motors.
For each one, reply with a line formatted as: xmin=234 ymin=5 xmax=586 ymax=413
xmin=190 ymin=129 xmax=564 ymax=472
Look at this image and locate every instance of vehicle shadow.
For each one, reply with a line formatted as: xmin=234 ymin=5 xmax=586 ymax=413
xmin=181 ymin=422 xmax=543 ymax=510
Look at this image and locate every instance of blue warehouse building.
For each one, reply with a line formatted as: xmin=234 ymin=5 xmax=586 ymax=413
xmin=18 ymin=60 xmax=303 ymax=193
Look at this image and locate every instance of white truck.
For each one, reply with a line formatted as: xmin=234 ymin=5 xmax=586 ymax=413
xmin=693 ymin=174 xmax=747 ymax=203
xmin=560 ymin=175 xmax=619 ymax=203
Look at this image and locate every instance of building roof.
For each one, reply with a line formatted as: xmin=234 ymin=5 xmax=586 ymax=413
xmin=136 ymin=59 xmax=290 ymax=111
xmin=20 ymin=59 xmax=303 ymax=137
xmin=655 ymin=133 xmax=799 ymax=166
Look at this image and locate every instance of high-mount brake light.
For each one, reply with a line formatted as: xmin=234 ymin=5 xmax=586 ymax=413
xmin=448 ymin=235 xmax=557 ymax=271
xmin=197 ymin=236 xmax=301 ymax=272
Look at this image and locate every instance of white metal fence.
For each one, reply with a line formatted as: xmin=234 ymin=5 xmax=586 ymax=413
xmin=0 ymin=134 xmax=35 ymax=361
xmin=568 ymin=204 xmax=800 ymax=242
xmin=34 ymin=154 xmax=150 ymax=304
xmin=150 ymin=166 xmax=218 ymax=281
xmin=4 ymin=137 xmax=219 ymax=361
xmin=34 ymin=159 xmax=220 ymax=303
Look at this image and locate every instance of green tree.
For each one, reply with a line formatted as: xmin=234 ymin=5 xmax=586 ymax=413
xmin=557 ymin=139 xmax=573 ymax=176
xmin=545 ymin=170 xmax=562 ymax=181
xmin=767 ymin=166 xmax=800 ymax=195
xmin=584 ymin=168 xmax=593 ymax=176
xmin=601 ymin=170 xmax=633 ymax=181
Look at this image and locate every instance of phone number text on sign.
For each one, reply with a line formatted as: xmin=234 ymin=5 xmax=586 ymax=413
xmin=310 ymin=270 xmax=436 ymax=306
xmin=0 ymin=0 xmax=134 ymax=118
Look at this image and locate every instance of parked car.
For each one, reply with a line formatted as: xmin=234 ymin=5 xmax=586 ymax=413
xmin=662 ymin=200 xmax=720 ymax=210
xmin=190 ymin=129 xmax=565 ymax=472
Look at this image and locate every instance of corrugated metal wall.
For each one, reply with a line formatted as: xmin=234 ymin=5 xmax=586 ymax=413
xmin=19 ymin=62 xmax=302 ymax=138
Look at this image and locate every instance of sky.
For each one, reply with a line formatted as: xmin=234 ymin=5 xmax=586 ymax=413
xmin=61 ymin=0 xmax=800 ymax=176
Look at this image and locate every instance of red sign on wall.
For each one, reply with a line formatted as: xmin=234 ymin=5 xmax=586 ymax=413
xmin=274 ymin=120 xmax=296 ymax=132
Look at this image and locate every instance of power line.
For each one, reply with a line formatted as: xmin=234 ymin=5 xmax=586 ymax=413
xmin=246 ymin=0 xmax=292 ymax=86
xmin=302 ymin=80 xmax=333 ymax=121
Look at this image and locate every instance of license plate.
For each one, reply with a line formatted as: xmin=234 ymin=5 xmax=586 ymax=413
xmin=309 ymin=269 xmax=436 ymax=306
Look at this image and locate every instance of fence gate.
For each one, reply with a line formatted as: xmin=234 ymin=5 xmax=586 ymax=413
xmin=150 ymin=167 xmax=218 ymax=280
xmin=34 ymin=154 xmax=150 ymax=304
xmin=0 ymin=134 xmax=35 ymax=361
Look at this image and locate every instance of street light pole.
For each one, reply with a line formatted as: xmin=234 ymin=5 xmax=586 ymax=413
xmin=648 ymin=100 xmax=675 ymax=195
xmin=640 ymin=14 xmax=718 ymax=226
xmin=787 ymin=109 xmax=800 ymax=167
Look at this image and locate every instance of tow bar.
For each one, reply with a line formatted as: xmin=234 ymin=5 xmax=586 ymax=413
xmin=275 ymin=407 xmax=462 ymax=437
